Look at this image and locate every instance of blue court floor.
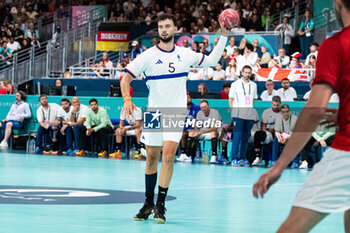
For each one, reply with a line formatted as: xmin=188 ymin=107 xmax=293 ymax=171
xmin=0 ymin=151 xmax=344 ymax=233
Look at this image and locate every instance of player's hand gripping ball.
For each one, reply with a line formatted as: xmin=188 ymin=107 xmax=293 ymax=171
xmin=219 ymin=9 xmax=240 ymax=29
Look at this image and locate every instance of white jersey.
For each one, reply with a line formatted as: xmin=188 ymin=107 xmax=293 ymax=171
xmin=260 ymin=89 xmax=279 ymax=101
xmin=277 ymin=87 xmax=297 ymax=101
xmin=125 ymin=44 xmax=205 ymax=108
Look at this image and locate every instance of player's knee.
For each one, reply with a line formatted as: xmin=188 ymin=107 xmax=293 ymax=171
xmin=162 ymin=154 xmax=175 ymax=165
xmin=6 ymin=122 xmax=13 ymax=128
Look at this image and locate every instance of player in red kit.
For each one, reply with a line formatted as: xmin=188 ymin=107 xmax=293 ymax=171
xmin=253 ymin=0 xmax=350 ymax=232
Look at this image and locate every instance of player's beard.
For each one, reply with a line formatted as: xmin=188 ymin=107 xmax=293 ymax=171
xmin=334 ymin=2 xmax=344 ymax=28
xmin=160 ymin=34 xmax=174 ymax=43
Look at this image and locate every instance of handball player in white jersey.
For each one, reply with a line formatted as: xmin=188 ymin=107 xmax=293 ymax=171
xmin=121 ymin=14 xmax=228 ymax=223
xmin=253 ymin=0 xmax=350 ymax=232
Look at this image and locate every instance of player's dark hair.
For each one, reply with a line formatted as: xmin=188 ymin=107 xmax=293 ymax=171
xmin=272 ymin=95 xmax=281 ymax=103
xmin=158 ymin=14 xmax=176 ymax=26
xmin=342 ymin=0 xmax=350 ymax=10
xmin=17 ymin=91 xmax=26 ymax=101
xmin=200 ymin=99 xmax=209 ymax=106
xmin=245 ymin=43 xmax=254 ymax=52
xmin=39 ymin=94 xmax=47 ymax=101
xmin=242 ymin=65 xmax=252 ymax=72
xmin=223 ymin=83 xmax=231 ymax=89
xmin=89 ymin=98 xmax=98 ymax=104
xmin=310 ymin=42 xmax=319 ymax=48
xmin=61 ymin=97 xmax=70 ymax=104
xmin=282 ymin=16 xmax=289 ymax=23
xmin=282 ymin=78 xmax=290 ymax=82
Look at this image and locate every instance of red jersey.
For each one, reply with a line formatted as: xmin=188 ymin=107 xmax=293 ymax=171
xmin=313 ymin=26 xmax=350 ymax=151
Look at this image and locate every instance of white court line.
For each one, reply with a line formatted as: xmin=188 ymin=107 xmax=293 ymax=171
xmin=128 ymin=183 xmax=303 ymax=192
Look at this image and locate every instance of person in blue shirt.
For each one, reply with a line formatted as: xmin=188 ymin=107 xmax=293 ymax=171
xmin=177 ymin=92 xmax=201 ymax=162
xmin=297 ymin=10 xmax=314 ymax=58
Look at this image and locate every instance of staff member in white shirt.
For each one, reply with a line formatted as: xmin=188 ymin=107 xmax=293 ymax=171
xmin=229 ymin=65 xmax=258 ymax=167
xmin=277 ymin=78 xmax=298 ymax=101
xmin=260 ymin=79 xmax=279 ymax=101
xmin=35 ymin=94 xmax=60 ymax=154
xmin=56 ymin=98 xmax=73 ymax=155
xmin=0 ymin=91 xmax=31 ymax=149
xmin=70 ymin=97 xmax=88 ymax=156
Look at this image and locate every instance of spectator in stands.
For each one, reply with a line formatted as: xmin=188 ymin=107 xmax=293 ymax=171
xmin=268 ymin=58 xmax=282 ymax=68
xmin=260 ymin=79 xmax=279 ymax=101
xmin=187 ymin=100 xmax=222 ymax=163
xmin=7 ymin=36 xmax=21 ymax=53
xmin=109 ymin=105 xmax=143 ymax=159
xmin=260 ymin=46 xmax=271 ymax=68
xmin=13 ymin=23 xmax=24 ymax=45
xmin=271 ymin=104 xmax=299 ymax=168
xmin=197 ymin=83 xmax=208 ymax=98
xmin=0 ymin=41 xmax=12 ymax=65
xmin=91 ymin=64 xmax=102 ymax=78
xmin=253 ymin=39 xmax=262 ymax=58
xmin=0 ymin=80 xmax=7 ymax=94
xmin=49 ymin=25 xmax=62 ymax=49
xmin=231 ymin=47 xmax=240 ymax=59
xmin=25 ymin=22 xmax=40 ymax=47
xmin=225 ymin=57 xmax=240 ymax=81
xmin=197 ymin=19 xmax=208 ymax=33
xmin=85 ymin=98 xmax=114 ymax=158
xmin=182 ymin=39 xmax=190 ymax=49
xmin=35 ymin=94 xmax=61 ymax=154
xmin=220 ymin=83 xmax=231 ymax=99
xmin=277 ymin=78 xmax=297 ymax=101
xmin=247 ymin=14 xmax=263 ymax=31
xmin=151 ymin=37 xmax=159 ymax=47
xmin=188 ymin=66 xmax=202 ymax=80
xmin=252 ymin=96 xmax=282 ymax=166
xmin=99 ymin=52 xmax=113 ymax=69
xmin=238 ymin=38 xmax=247 ymax=55
xmin=261 ymin=7 xmax=273 ymax=30
xmin=305 ymin=54 xmax=316 ymax=68
xmin=211 ymin=62 xmax=225 ymax=80
xmin=238 ymin=43 xmax=258 ymax=72
xmin=225 ymin=37 xmax=237 ymax=57
xmin=0 ymin=80 xmax=13 ymax=94
xmin=305 ymin=42 xmax=319 ymax=66
xmin=110 ymin=2 xmax=125 ymax=22
xmin=229 ymin=65 xmax=258 ymax=167
xmin=203 ymin=38 xmax=211 ymax=53
xmin=231 ymin=19 xmax=246 ymax=34
xmin=276 ymin=48 xmax=290 ymax=68
xmin=64 ymin=71 xmax=72 ymax=79
xmin=69 ymin=97 xmax=88 ymax=156
xmin=55 ymin=79 xmax=62 ymax=87
xmin=177 ymin=93 xmax=201 ymax=162
xmin=219 ymin=49 xmax=230 ymax=70
xmin=298 ymin=9 xmax=314 ymax=58
xmin=52 ymin=97 xmax=73 ymax=155
xmin=131 ymin=40 xmax=144 ymax=59
xmin=275 ymin=17 xmax=294 ymax=55
xmin=0 ymin=91 xmax=31 ymax=149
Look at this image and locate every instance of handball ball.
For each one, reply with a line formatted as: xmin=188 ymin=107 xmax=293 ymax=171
xmin=219 ymin=9 xmax=240 ymax=29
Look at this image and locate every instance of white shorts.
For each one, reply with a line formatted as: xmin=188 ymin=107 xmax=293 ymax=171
xmin=293 ymin=147 xmax=350 ymax=213
xmin=140 ymin=131 xmax=183 ymax=147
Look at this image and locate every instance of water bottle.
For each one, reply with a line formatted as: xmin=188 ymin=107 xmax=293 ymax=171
xmin=62 ymin=86 xmax=67 ymax=96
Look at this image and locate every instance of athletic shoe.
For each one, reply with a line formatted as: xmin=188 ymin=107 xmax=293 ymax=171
xmin=0 ymin=141 xmax=8 ymax=149
xmin=43 ymin=150 xmax=52 ymax=155
xmin=76 ymin=149 xmax=85 ymax=156
xmin=209 ymin=155 xmax=218 ymax=164
xmin=252 ymin=157 xmax=262 ymax=166
xmin=34 ymin=147 xmax=42 ymax=154
xmin=242 ymin=159 xmax=250 ymax=167
xmin=216 ymin=156 xmax=228 ymax=164
xmin=176 ymin=153 xmax=191 ymax=162
xmin=62 ymin=149 xmax=74 ymax=155
xmin=109 ymin=151 xmax=122 ymax=159
xmin=299 ymin=160 xmax=308 ymax=169
xmin=153 ymin=204 xmax=166 ymax=223
xmin=98 ymin=150 xmax=107 ymax=158
xmin=71 ymin=149 xmax=79 ymax=155
xmin=268 ymin=160 xmax=275 ymax=167
xmin=134 ymin=152 xmax=144 ymax=160
xmin=291 ymin=161 xmax=298 ymax=168
xmin=141 ymin=148 xmax=147 ymax=158
xmin=134 ymin=202 xmax=155 ymax=221
xmin=51 ymin=151 xmax=58 ymax=155
xmin=231 ymin=159 xmax=240 ymax=167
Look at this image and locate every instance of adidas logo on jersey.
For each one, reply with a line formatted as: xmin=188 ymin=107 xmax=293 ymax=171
xmin=155 ymin=59 xmax=163 ymax=64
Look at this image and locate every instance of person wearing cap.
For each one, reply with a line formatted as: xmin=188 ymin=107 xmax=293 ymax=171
xmin=131 ymin=40 xmax=144 ymax=59
xmin=277 ymin=78 xmax=298 ymax=101
xmin=290 ymin=52 xmax=304 ymax=69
